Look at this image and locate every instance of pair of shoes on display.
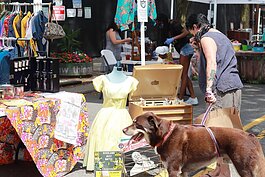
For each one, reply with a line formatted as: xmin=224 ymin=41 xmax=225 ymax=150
xmin=185 ymin=97 xmax=198 ymax=105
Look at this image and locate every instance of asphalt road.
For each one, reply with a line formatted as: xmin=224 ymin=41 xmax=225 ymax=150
xmin=0 ymin=81 xmax=264 ymax=177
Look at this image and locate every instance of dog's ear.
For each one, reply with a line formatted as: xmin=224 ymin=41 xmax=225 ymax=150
xmin=147 ymin=113 xmax=159 ymax=129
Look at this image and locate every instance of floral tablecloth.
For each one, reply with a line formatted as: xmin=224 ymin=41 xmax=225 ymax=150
xmin=0 ymin=95 xmax=89 ymax=177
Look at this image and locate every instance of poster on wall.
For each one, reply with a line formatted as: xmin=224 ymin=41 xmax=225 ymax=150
xmin=67 ymin=9 xmax=76 ymax=17
xmin=72 ymin=0 xmax=82 ymax=8
xmin=77 ymin=9 xmax=83 ymax=17
xmin=52 ymin=6 xmax=65 ymax=21
xmin=53 ymin=0 xmax=63 ymax=6
xmin=84 ymin=7 xmax=91 ymax=19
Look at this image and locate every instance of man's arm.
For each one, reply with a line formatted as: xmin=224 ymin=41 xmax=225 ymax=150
xmin=200 ymin=36 xmax=217 ymax=91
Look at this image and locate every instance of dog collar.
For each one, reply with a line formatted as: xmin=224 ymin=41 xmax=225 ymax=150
xmin=155 ymin=122 xmax=176 ymax=148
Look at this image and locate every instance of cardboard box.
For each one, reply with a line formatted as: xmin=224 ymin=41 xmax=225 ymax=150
xmin=194 ymin=107 xmax=243 ymax=130
xmin=129 ymin=64 xmax=193 ymax=124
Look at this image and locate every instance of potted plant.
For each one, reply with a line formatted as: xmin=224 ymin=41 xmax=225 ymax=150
xmin=51 ymin=26 xmax=93 ymax=77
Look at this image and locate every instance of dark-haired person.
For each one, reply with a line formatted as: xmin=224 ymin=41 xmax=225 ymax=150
xmin=105 ymin=22 xmax=132 ymax=60
xmin=186 ymin=13 xmax=243 ymax=177
xmin=164 ymin=20 xmax=198 ymax=105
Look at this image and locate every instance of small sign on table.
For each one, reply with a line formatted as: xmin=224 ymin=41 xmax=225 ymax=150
xmin=94 ymin=151 xmax=124 ymax=177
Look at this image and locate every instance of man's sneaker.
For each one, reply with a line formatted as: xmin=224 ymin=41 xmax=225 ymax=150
xmin=185 ymin=97 xmax=198 ymax=105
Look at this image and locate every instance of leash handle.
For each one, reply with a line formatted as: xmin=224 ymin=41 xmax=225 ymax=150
xmin=201 ymin=103 xmax=213 ymax=125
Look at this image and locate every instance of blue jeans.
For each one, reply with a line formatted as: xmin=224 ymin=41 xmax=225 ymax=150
xmin=180 ymin=43 xmax=194 ymax=56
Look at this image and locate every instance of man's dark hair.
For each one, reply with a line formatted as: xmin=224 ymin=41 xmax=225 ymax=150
xmin=186 ymin=13 xmax=211 ymax=41
xmin=185 ymin=13 xmax=210 ymax=30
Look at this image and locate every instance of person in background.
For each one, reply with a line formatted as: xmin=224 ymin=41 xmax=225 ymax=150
xmin=186 ymin=13 xmax=244 ymax=177
xmin=105 ymin=22 xmax=132 ymax=60
xmin=155 ymin=13 xmax=170 ymax=46
xmin=164 ymin=20 xmax=198 ymax=105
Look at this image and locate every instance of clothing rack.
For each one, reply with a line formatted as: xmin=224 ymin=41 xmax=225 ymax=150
xmin=0 ymin=2 xmax=55 ymax=57
xmin=0 ymin=2 xmax=54 ymax=13
xmin=0 ymin=37 xmax=31 ymax=41
xmin=0 ymin=2 xmax=53 ymax=6
xmin=0 ymin=37 xmax=32 ymax=58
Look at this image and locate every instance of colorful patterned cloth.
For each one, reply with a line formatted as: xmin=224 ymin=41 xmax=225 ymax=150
xmin=0 ymin=96 xmax=89 ymax=177
xmin=0 ymin=116 xmax=20 ymax=164
xmin=114 ymin=0 xmax=157 ymax=31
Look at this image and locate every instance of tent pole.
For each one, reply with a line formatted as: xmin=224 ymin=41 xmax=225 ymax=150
xmin=213 ymin=0 xmax=217 ymax=28
xmin=140 ymin=22 xmax=146 ymax=66
xmin=170 ymin=0 xmax=174 ymax=20
xmin=257 ymin=7 xmax=261 ymax=34
xmin=207 ymin=3 xmax=212 ymax=23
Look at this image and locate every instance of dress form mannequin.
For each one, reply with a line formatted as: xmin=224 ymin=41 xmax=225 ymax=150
xmin=107 ymin=66 xmax=127 ymax=83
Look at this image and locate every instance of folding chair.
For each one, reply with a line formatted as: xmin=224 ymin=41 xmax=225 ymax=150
xmin=101 ymin=49 xmax=117 ymax=73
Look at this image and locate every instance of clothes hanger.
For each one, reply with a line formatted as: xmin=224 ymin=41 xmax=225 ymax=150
xmin=0 ymin=38 xmax=4 ymax=51
xmin=11 ymin=4 xmax=15 ymax=13
xmin=0 ymin=4 xmax=6 ymax=17
xmin=7 ymin=38 xmax=14 ymax=51
xmin=1 ymin=38 xmax=6 ymax=51
xmin=24 ymin=5 xmax=27 ymax=15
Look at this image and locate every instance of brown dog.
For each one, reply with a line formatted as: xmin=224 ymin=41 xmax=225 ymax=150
xmin=123 ymin=112 xmax=265 ymax=177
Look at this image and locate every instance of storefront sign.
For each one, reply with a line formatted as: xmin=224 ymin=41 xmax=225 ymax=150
xmin=52 ymin=6 xmax=65 ymax=21
xmin=137 ymin=0 xmax=148 ymax=22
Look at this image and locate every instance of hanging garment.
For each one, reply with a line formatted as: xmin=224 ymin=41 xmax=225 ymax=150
xmin=20 ymin=11 xmax=32 ymax=47
xmin=25 ymin=14 xmax=38 ymax=56
xmin=13 ymin=11 xmax=23 ymax=47
xmin=3 ymin=14 xmax=11 ymax=37
xmin=31 ymin=10 xmax=48 ymax=55
xmin=115 ymin=0 xmax=136 ymax=31
xmin=82 ymin=75 xmax=139 ymax=171
xmin=0 ymin=51 xmax=11 ymax=84
xmin=115 ymin=0 xmax=157 ymax=31
xmin=8 ymin=14 xmax=16 ymax=37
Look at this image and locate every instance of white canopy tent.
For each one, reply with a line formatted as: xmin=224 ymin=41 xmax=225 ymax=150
xmin=187 ymin=0 xmax=265 ymax=28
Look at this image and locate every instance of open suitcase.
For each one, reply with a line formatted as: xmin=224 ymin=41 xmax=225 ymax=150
xmin=129 ymin=64 xmax=193 ymax=124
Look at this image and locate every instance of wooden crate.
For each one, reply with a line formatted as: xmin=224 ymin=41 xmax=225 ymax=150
xmin=129 ymin=102 xmax=193 ymax=124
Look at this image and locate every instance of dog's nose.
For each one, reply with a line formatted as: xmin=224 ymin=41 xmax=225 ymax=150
xmin=123 ymin=128 xmax=127 ymax=133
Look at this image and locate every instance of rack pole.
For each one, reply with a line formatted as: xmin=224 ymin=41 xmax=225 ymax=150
xmin=0 ymin=37 xmax=31 ymax=41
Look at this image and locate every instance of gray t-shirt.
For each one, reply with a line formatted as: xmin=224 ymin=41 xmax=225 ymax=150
xmin=105 ymin=31 xmax=122 ymax=60
xmin=199 ymin=31 xmax=243 ymax=93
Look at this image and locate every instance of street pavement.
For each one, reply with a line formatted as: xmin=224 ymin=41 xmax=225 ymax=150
xmin=0 ymin=78 xmax=264 ymax=177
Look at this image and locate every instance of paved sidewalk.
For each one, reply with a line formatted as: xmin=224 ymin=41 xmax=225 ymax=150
xmin=62 ymin=79 xmax=265 ymax=177
xmin=0 ymin=78 xmax=264 ymax=177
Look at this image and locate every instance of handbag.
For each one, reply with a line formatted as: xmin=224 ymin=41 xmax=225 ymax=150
xmin=43 ymin=22 xmax=65 ymax=40
xmin=43 ymin=4 xmax=65 ymax=40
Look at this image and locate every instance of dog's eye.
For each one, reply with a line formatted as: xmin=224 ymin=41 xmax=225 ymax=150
xmin=135 ymin=124 xmax=144 ymax=130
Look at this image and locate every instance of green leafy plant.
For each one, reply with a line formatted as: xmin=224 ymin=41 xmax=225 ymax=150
xmin=52 ymin=25 xmax=92 ymax=63
xmin=56 ymin=25 xmax=82 ymax=52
